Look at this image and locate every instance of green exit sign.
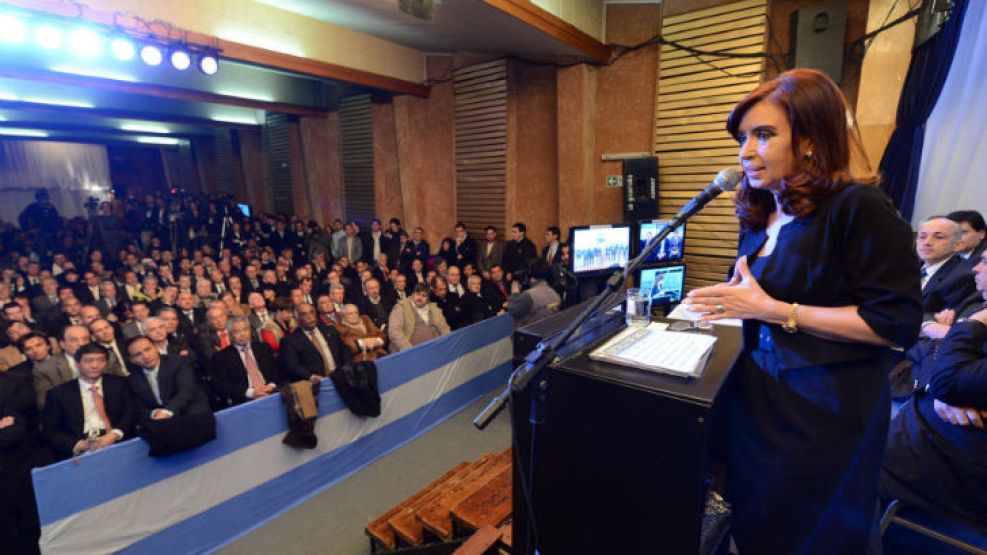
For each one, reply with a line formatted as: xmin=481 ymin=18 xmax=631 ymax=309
xmin=606 ymin=175 xmax=622 ymax=188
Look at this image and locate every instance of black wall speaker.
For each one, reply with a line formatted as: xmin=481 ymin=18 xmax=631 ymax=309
xmin=789 ymin=2 xmax=848 ymax=82
xmin=623 ymin=156 xmax=659 ymax=222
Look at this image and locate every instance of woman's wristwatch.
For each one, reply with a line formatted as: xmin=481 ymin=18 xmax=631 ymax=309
xmin=782 ymin=302 xmax=800 ymax=334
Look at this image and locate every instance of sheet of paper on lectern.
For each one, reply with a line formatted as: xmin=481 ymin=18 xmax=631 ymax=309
xmin=590 ymin=323 xmax=717 ymax=378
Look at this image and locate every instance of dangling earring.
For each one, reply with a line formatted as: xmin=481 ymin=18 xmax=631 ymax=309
xmin=804 ymin=149 xmax=814 ymax=159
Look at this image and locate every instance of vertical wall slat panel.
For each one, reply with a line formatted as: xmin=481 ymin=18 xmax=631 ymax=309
xmin=454 ymin=59 xmax=507 ymax=236
xmin=340 ymin=95 xmax=375 ymax=223
xmin=265 ymin=113 xmax=294 ymax=215
xmin=655 ymin=0 xmax=767 ymax=289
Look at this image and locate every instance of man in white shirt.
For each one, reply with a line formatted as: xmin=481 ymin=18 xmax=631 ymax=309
xmin=40 ymin=343 xmax=137 ymax=460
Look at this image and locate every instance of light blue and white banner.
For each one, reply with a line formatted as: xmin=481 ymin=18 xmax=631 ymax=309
xmin=32 ymin=315 xmax=514 ymax=554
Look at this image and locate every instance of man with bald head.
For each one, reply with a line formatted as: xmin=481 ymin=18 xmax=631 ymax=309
xmin=916 ymin=216 xmax=977 ymax=315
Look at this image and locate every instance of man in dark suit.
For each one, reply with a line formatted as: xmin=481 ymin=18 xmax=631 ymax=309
xmin=96 ymin=280 xmax=125 ymax=320
xmin=209 ymin=317 xmax=281 ymax=406
xmin=917 ymin=216 xmax=977 ymax=315
xmin=194 ymin=306 xmax=231 ymax=367
xmin=0 ymin=355 xmax=38 ymax=552
xmin=948 ymin=210 xmax=987 ymax=270
xmin=176 ymin=290 xmax=202 ymax=337
xmin=280 ymin=302 xmax=351 ymax=382
xmin=881 ymin=249 xmax=987 ymax=524
xmin=30 ymin=277 xmax=60 ymax=321
xmin=541 ymin=226 xmax=563 ymax=266
xmin=41 ymin=343 xmax=138 ymax=461
xmin=452 ymin=222 xmax=478 ymax=269
xmin=501 ymin=222 xmax=538 ymax=280
xmin=125 ymin=337 xmax=210 ymax=420
xmin=359 ymin=279 xmax=394 ymax=328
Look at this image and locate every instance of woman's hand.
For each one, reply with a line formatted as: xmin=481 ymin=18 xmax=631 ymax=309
xmin=683 ymin=256 xmax=785 ymax=323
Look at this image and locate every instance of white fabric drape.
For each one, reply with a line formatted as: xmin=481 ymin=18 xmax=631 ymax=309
xmin=0 ymin=139 xmax=111 ymax=224
xmin=912 ymin=0 xmax=987 ymax=224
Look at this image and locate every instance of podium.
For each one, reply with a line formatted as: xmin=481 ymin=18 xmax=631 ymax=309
xmin=510 ymin=316 xmax=742 ymax=554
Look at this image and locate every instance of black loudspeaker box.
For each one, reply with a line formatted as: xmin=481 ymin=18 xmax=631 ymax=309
xmin=623 ymin=156 xmax=659 ymax=222
xmin=789 ymin=2 xmax=848 ymax=82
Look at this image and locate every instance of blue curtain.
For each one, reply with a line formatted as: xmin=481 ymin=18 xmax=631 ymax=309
xmin=879 ymin=0 xmax=970 ymax=221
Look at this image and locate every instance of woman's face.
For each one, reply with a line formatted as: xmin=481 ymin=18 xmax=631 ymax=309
xmin=737 ymin=100 xmax=801 ymax=193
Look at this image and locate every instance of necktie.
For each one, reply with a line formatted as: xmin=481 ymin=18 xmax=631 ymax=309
xmin=219 ymin=330 xmax=230 ymax=349
xmin=308 ymin=330 xmax=335 ymax=374
xmin=241 ymin=347 xmax=266 ymax=389
xmin=90 ymin=385 xmax=113 ymax=432
xmin=920 ymin=266 xmax=929 ymax=288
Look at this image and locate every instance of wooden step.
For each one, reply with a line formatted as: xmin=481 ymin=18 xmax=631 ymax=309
xmin=416 ymin=449 xmax=512 ymax=540
xmin=451 ymin=464 xmax=513 ymax=532
xmin=387 ymin=458 xmax=490 ymax=547
xmin=452 ymin=524 xmax=502 ymax=555
xmin=365 ymin=461 xmax=471 ymax=551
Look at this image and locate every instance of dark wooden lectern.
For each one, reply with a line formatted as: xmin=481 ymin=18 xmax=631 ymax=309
xmin=510 ymin=317 xmax=742 ymax=554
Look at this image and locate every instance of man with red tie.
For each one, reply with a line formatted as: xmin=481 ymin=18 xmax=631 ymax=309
xmin=209 ymin=317 xmax=282 ymax=406
xmin=41 ymin=343 xmax=137 ymax=461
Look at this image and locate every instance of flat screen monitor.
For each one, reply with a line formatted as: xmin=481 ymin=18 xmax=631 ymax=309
xmin=569 ymin=225 xmax=631 ymax=275
xmin=637 ymin=219 xmax=685 ymax=264
xmin=237 ymin=203 xmax=251 ymax=218
xmin=637 ymin=264 xmax=686 ymax=306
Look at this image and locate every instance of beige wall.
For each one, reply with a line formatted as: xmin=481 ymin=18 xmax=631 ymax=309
xmin=856 ymin=0 xmax=915 ymax=168
xmin=531 ymin=0 xmax=606 ymax=41
xmin=69 ymin=0 xmax=426 ymax=83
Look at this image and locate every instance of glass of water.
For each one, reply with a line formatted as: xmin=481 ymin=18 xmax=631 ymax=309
xmin=625 ymin=288 xmax=652 ymax=327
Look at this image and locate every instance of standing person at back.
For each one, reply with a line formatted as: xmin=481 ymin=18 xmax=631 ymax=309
xmin=501 ymin=222 xmax=537 ymax=282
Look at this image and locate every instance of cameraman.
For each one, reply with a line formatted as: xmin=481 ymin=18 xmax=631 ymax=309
xmin=506 ymin=258 xmax=561 ymax=327
xmin=18 ymin=189 xmax=61 ymax=264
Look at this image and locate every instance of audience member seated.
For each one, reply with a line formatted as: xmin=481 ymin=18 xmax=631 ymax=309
xmin=208 ymin=317 xmax=281 ymax=406
xmin=280 ymin=303 xmax=351 ymax=382
xmin=259 ymin=298 xmax=295 ymax=352
xmin=506 ymin=258 xmax=561 ymax=327
xmin=917 ymin=216 xmax=977 ymax=315
xmin=336 ymin=304 xmax=388 ymax=363
xmin=947 ymin=210 xmax=987 ymax=270
xmin=89 ymin=318 xmax=129 ymax=376
xmin=881 ymin=249 xmax=987 ymax=525
xmin=391 ymin=273 xmax=409 ymax=302
xmin=484 ymin=264 xmax=510 ymax=307
xmin=126 ymin=337 xmax=210 ymax=420
xmin=32 ymin=325 xmax=105 ymax=410
xmin=41 ymin=343 xmax=137 ymax=461
xmin=388 ymin=284 xmax=451 ymax=353
xmin=0 ymin=321 xmax=30 ymax=373
xmin=430 ymin=275 xmax=464 ymax=330
xmin=359 ymin=278 xmax=393 ymax=328
xmin=0 ymin=342 xmax=38 ymax=553
xmin=246 ymin=291 xmax=271 ymax=332
xmin=121 ymin=301 xmax=151 ymax=340
xmin=194 ymin=306 xmax=231 ymax=366
xmin=461 ymin=275 xmax=500 ymax=326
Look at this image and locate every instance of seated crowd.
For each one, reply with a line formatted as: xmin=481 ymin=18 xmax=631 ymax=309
xmin=0 ymin=189 xmax=577 ymax=552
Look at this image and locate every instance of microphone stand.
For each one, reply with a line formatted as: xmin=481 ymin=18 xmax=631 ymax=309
xmin=473 ymin=202 xmax=700 ymax=555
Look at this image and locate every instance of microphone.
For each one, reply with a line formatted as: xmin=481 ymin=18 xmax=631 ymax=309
xmin=673 ymin=168 xmax=742 ymax=220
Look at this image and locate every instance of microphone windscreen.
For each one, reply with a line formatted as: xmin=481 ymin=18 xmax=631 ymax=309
xmin=714 ymin=168 xmax=743 ymax=191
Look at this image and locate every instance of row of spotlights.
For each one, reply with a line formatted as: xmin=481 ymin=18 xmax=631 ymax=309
xmin=0 ymin=12 xmax=219 ymax=75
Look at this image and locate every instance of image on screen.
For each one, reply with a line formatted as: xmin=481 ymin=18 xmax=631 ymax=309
xmin=238 ymin=203 xmax=251 ymax=218
xmin=638 ymin=264 xmax=685 ymax=305
xmin=638 ymin=220 xmax=685 ymax=263
xmin=570 ymin=226 xmax=630 ymax=274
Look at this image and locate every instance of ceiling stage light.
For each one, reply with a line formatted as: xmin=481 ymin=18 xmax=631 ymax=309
xmin=0 ymin=14 xmax=27 ymax=44
xmin=110 ymin=38 xmax=135 ymax=61
xmin=35 ymin=24 xmax=63 ymax=49
xmin=68 ymin=28 xmax=103 ymax=58
xmin=170 ymin=49 xmax=191 ymax=71
xmin=198 ymin=55 xmax=219 ymax=76
xmin=140 ymin=44 xmax=163 ymax=66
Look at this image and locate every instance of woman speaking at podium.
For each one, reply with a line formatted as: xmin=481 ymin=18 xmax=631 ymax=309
xmin=685 ymin=68 xmax=922 ymax=554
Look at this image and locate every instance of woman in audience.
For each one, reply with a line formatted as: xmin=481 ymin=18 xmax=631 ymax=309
xmin=685 ymin=68 xmax=923 ymax=553
xmin=259 ymin=297 xmax=295 ymax=352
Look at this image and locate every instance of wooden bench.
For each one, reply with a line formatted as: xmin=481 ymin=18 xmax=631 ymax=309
xmin=366 ymin=448 xmax=514 ymax=553
xmin=416 ymin=449 xmax=511 ymax=540
xmin=365 ymin=461 xmax=470 ymax=551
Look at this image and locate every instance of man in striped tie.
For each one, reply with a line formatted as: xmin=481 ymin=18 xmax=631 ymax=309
xmin=40 ymin=343 xmax=138 ymax=461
